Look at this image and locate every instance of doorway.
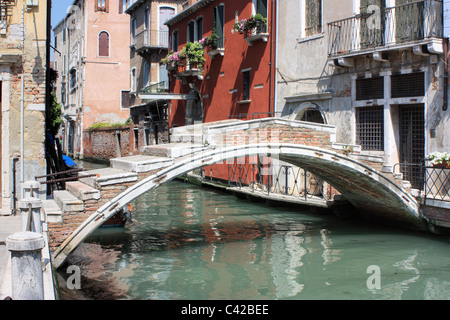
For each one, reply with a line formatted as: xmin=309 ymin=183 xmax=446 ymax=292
xmin=399 ymin=104 xmax=424 ymax=189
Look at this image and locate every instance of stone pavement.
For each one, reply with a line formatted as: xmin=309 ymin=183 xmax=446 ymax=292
xmin=0 ymin=214 xmax=23 ymax=299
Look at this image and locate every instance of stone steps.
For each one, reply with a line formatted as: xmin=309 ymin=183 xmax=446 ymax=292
xmin=110 ymin=155 xmax=173 ymax=173
xmin=79 ymin=167 xmax=138 ymax=188
xmin=141 ymin=143 xmax=207 ymax=159
xmin=53 ymin=190 xmax=84 ymax=212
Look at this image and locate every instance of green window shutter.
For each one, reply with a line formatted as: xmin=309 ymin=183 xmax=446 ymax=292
xmin=257 ymin=0 xmax=267 ymax=18
xmin=214 ymin=5 xmax=224 ymax=48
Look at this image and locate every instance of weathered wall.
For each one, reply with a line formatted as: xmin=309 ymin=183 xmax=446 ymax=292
xmin=0 ymin=0 xmax=48 ymax=214
xmin=82 ymin=126 xmax=132 ymax=162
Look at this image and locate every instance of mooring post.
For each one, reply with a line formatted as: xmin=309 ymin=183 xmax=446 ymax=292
xmin=6 ymin=232 xmax=45 ymax=300
xmin=22 ymin=180 xmax=40 ymax=198
xmin=18 ymin=197 xmax=42 ymax=234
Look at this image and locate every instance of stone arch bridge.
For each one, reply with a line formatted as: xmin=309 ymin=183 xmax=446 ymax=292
xmin=45 ymin=118 xmax=426 ymax=269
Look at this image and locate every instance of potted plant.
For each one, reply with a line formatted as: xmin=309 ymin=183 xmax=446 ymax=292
xmin=185 ymin=41 xmax=206 ymax=69
xmin=201 ymin=32 xmax=220 ymax=51
xmin=233 ymin=14 xmax=267 ymax=37
xmin=428 ymin=152 xmax=450 ymax=168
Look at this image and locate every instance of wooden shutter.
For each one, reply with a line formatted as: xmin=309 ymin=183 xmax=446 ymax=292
xmin=214 ymin=5 xmax=224 ymax=48
xmin=99 ymin=31 xmax=109 ymax=56
xmin=305 ymin=0 xmax=322 ymax=36
xmin=257 ymin=0 xmax=267 ymax=18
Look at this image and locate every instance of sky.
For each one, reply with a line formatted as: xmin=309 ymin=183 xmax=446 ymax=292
xmin=50 ymin=0 xmax=76 ymax=60
xmin=51 ymin=0 xmax=75 ymax=29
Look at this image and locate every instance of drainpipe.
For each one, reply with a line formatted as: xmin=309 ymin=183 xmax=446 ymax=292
xmin=12 ymin=156 xmax=19 ymax=215
xmin=443 ymin=37 xmax=448 ymax=112
xmin=20 ymin=2 xmax=25 ymax=187
xmin=274 ymin=0 xmax=279 ymax=115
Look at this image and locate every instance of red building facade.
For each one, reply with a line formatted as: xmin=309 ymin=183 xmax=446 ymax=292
xmin=165 ymin=0 xmax=276 ymax=181
xmin=166 ymin=0 xmax=275 ymax=125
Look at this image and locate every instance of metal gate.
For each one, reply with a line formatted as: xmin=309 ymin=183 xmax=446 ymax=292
xmin=399 ymin=104 xmax=424 ymax=189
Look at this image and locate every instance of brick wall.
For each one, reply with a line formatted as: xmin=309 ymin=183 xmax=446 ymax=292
xmin=82 ymin=126 xmax=132 ymax=162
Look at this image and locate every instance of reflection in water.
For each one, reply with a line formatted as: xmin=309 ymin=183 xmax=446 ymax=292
xmin=59 ymin=180 xmax=450 ymax=300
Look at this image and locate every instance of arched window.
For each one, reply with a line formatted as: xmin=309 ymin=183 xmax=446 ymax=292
xmin=98 ymin=31 xmax=110 ymax=57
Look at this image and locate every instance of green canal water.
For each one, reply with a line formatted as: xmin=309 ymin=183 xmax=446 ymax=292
xmin=57 ymin=162 xmax=450 ymax=300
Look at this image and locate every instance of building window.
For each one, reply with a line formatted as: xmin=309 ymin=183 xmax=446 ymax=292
xmin=144 ymin=8 xmax=150 ymax=30
xmin=356 ymin=106 xmax=384 ymax=151
xmin=131 ymin=68 xmax=136 ymax=92
xmin=143 ymin=62 xmax=150 ymax=88
xmin=61 ymin=82 xmax=66 ymax=105
xmin=196 ymin=17 xmax=203 ymax=41
xmin=172 ymin=30 xmax=179 ymax=51
xmin=305 ymin=0 xmax=322 ymax=36
xmin=98 ymin=31 xmax=110 ymax=57
xmin=95 ymin=0 xmax=109 ymax=12
xmin=243 ymin=70 xmax=251 ymax=101
xmin=131 ymin=18 xmax=136 ymax=45
xmin=391 ymin=72 xmax=425 ymax=98
xmin=187 ymin=21 xmax=195 ymax=43
xmin=213 ymin=4 xmax=225 ymax=48
xmin=356 ymin=77 xmax=384 ymax=101
xmin=254 ymin=0 xmax=268 ymax=18
xmin=69 ymin=68 xmax=77 ymax=90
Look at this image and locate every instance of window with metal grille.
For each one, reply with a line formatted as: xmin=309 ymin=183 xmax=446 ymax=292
xmin=356 ymin=106 xmax=384 ymax=151
xmin=243 ymin=71 xmax=250 ymax=101
xmin=356 ymin=77 xmax=384 ymax=101
xmin=391 ymin=72 xmax=424 ymax=98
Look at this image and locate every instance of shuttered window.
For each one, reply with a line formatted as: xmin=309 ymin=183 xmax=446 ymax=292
xmin=391 ymin=72 xmax=424 ymax=98
xmin=256 ymin=0 xmax=267 ymax=18
xmin=98 ymin=31 xmax=109 ymax=57
xmin=305 ymin=0 xmax=322 ymax=36
xmin=213 ymin=4 xmax=224 ymax=48
xmin=95 ymin=0 xmax=109 ymax=13
xmin=356 ymin=77 xmax=384 ymax=100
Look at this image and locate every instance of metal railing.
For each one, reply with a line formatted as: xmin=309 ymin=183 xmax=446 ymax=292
xmin=228 ymin=162 xmax=327 ymax=201
xmin=423 ymin=165 xmax=450 ymax=203
xmin=393 ymin=161 xmax=450 ymax=204
xmin=135 ymin=29 xmax=169 ymax=51
xmin=141 ymin=81 xmax=169 ymax=94
xmin=328 ymin=0 xmax=443 ymax=57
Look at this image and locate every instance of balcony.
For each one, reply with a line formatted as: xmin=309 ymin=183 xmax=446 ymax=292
xmin=134 ymin=30 xmax=169 ymax=54
xmin=174 ymin=59 xmax=203 ymax=80
xmin=328 ymin=0 xmax=443 ymax=63
xmin=244 ymin=22 xmax=269 ymax=46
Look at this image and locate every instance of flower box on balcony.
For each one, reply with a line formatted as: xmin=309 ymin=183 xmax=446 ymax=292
xmin=201 ymin=34 xmax=224 ymax=59
xmin=234 ymin=14 xmax=268 ymax=46
xmin=243 ymin=22 xmax=269 ymax=46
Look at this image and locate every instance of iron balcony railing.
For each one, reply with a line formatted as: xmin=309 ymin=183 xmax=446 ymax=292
xmin=394 ymin=161 xmax=450 ymax=204
xmin=328 ymin=0 xmax=443 ymax=57
xmin=228 ymin=162 xmax=328 ymax=202
xmin=423 ymin=165 xmax=450 ymax=204
xmin=140 ymin=81 xmax=169 ymax=94
xmin=135 ymin=29 xmax=169 ymax=51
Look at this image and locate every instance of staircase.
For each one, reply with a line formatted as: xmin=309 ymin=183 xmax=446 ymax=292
xmin=42 ymin=127 xmax=210 ymax=223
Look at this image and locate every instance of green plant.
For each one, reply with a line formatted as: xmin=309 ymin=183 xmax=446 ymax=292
xmin=343 ymin=145 xmax=353 ymax=156
xmin=185 ymin=41 xmax=206 ymax=67
xmin=233 ymin=14 xmax=267 ymax=34
xmin=88 ymin=121 xmax=129 ymax=132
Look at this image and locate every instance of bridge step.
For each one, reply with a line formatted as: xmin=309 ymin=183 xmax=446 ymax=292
xmin=42 ymin=200 xmax=63 ymax=223
xmin=110 ymin=155 xmax=173 ymax=173
xmin=66 ymin=181 xmax=101 ymax=201
xmin=141 ymin=143 xmax=207 ymax=159
xmin=79 ymin=168 xmax=138 ymax=188
xmin=53 ymin=190 xmax=84 ymax=212
xmin=170 ymin=134 xmax=204 ymax=144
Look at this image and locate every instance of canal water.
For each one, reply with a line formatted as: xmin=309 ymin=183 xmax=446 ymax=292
xmin=56 ymin=162 xmax=450 ymax=300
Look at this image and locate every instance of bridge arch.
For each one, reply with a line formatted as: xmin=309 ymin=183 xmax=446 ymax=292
xmin=52 ymin=143 xmax=425 ymax=268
